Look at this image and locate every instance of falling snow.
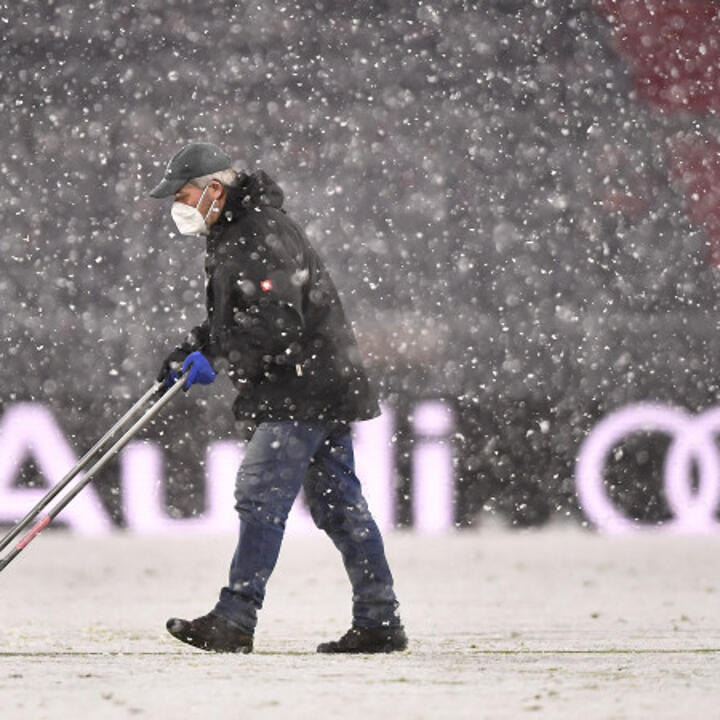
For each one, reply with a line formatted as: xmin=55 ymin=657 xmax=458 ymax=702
xmin=2 ymin=1 xmax=720 ymax=529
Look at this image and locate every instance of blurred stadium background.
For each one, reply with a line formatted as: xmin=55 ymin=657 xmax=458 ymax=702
xmin=2 ymin=0 xmax=720 ymax=531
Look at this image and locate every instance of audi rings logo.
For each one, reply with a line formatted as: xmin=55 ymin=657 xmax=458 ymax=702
xmin=576 ymin=403 xmax=720 ymax=533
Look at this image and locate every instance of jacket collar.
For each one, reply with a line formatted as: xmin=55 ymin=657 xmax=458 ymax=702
xmin=209 ymin=171 xmax=285 ymax=238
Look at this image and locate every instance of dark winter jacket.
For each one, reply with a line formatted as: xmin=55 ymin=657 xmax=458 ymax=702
xmin=178 ymin=171 xmax=379 ymax=424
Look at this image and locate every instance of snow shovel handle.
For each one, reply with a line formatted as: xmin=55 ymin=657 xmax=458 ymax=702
xmin=0 ymin=375 xmax=187 ymax=574
xmin=0 ymin=380 xmax=164 ymax=556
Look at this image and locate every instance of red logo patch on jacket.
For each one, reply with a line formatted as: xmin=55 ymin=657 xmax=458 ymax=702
xmin=260 ymin=279 xmax=273 ymax=292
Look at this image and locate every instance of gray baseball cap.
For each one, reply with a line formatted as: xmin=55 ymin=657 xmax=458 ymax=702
xmin=149 ymin=142 xmax=231 ymax=198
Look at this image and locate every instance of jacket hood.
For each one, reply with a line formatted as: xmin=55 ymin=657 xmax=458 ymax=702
xmin=226 ymin=170 xmax=284 ymax=212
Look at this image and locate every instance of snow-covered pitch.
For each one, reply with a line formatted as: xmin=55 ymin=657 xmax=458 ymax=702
xmin=2 ymin=528 xmax=719 ymax=718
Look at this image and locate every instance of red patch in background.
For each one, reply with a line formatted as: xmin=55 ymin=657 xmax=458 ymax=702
xmin=594 ymin=1 xmax=720 ymax=263
xmin=260 ymin=279 xmax=273 ymax=292
xmin=595 ymin=0 xmax=720 ymax=113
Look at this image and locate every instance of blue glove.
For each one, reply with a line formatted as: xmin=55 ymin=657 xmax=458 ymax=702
xmin=182 ymin=351 xmax=216 ymax=390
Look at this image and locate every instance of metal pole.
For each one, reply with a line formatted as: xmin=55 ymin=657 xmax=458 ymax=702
xmin=0 ymin=381 xmax=164 ymax=555
xmin=0 ymin=376 xmax=187 ymax=574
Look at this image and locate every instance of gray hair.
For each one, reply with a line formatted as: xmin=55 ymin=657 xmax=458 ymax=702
xmin=188 ymin=168 xmax=238 ymax=189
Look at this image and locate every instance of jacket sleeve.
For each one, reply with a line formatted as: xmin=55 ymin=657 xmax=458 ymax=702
xmin=207 ymin=259 xmax=305 ymax=382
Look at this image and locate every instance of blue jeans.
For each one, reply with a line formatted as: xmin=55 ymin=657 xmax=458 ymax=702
xmin=213 ymin=420 xmax=401 ymax=635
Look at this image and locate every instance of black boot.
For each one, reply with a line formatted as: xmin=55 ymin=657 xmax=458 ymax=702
xmin=166 ymin=612 xmax=253 ymax=653
xmin=317 ymin=625 xmax=408 ymax=654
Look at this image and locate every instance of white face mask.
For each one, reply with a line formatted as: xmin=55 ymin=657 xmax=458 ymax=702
xmin=171 ymin=185 xmax=217 ymax=236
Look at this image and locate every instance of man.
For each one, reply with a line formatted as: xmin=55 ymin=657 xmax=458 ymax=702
xmin=150 ymin=142 xmax=407 ymax=654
